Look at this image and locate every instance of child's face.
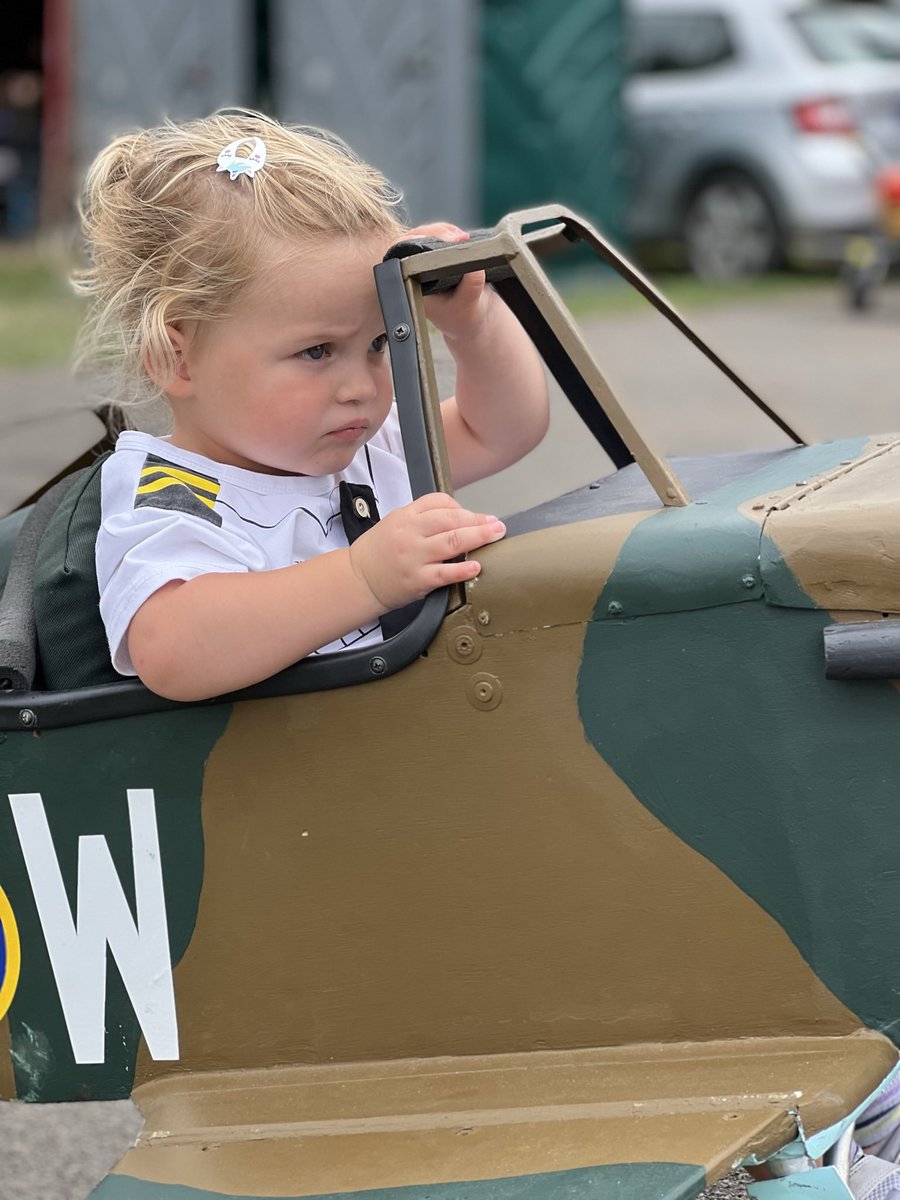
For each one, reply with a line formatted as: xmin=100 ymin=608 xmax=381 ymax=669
xmin=167 ymin=232 xmax=397 ymax=476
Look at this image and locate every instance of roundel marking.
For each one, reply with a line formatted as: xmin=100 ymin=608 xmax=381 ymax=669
xmin=0 ymin=884 xmax=21 ymax=1020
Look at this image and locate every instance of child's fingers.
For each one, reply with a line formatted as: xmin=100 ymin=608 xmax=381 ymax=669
xmin=350 ymin=499 xmax=504 ymax=610
xmin=405 ymin=494 xmax=504 ymax=538
xmin=409 ymin=493 xmax=496 ymax=520
xmin=414 ymin=505 xmax=504 ymax=540
xmin=425 ymin=521 xmax=506 ymax=561
xmin=431 ymin=558 xmax=483 ymax=587
xmin=404 ymin=222 xmax=468 ymax=243
xmin=411 ymin=491 xmax=461 ymax=512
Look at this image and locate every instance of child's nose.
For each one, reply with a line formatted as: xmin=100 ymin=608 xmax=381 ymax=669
xmin=337 ymin=361 xmax=379 ymax=403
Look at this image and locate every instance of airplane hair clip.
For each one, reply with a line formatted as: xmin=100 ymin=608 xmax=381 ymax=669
xmin=216 ymin=137 xmax=267 ymax=181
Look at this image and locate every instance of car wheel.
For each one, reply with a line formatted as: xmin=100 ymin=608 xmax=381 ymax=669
xmin=683 ymin=173 xmax=781 ymax=279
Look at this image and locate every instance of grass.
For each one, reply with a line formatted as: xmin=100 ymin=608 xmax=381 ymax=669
xmin=0 ymin=242 xmax=83 ymax=369
xmin=560 ymin=266 xmax=832 ymax=319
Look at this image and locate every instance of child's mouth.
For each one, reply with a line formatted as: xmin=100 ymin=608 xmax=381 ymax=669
xmin=327 ymin=422 xmax=368 ymax=441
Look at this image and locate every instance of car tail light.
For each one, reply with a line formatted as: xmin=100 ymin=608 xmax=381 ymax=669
xmin=792 ymin=97 xmax=857 ymax=135
xmin=876 ymin=166 xmax=900 ymax=204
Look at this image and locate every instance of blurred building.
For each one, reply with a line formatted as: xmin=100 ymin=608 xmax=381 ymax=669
xmin=7 ymin=0 xmax=624 ymax=238
xmin=2 ymin=5 xmax=44 ymax=236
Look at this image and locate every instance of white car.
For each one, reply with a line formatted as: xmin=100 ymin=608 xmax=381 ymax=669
xmin=625 ymin=0 xmax=900 ymax=276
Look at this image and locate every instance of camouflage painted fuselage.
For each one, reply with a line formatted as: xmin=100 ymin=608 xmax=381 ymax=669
xmin=1 ymin=433 xmax=899 ymax=1199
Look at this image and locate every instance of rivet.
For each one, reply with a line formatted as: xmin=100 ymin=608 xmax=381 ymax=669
xmin=19 ymin=709 xmax=36 ymax=727
xmin=665 ymin=487 xmax=678 ymax=500
xmin=392 ymin=323 xmax=411 ymax=341
xmin=607 ymin=600 xmax=623 ymax=616
xmin=477 ymin=610 xmax=490 ymax=626
xmin=466 ymin=671 xmax=502 ymax=711
xmin=369 ymin=656 xmax=387 ymax=676
xmin=741 ymin=574 xmax=756 ymax=590
xmin=353 ymin=496 xmax=370 ymax=519
xmin=448 ymin=624 xmax=481 ymax=664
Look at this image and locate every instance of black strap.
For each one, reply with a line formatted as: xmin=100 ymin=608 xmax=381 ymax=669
xmin=339 ymin=482 xmax=423 ymax=640
xmin=339 ymin=481 xmax=380 ymax=542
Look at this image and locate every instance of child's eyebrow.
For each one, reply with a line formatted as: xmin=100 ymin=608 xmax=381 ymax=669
xmin=286 ymin=319 xmax=383 ymax=343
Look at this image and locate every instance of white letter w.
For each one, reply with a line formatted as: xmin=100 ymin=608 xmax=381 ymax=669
xmin=8 ymin=789 xmax=179 ymax=1064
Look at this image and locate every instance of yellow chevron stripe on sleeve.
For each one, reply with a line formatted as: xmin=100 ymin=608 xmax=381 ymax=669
xmin=135 ymin=477 xmax=217 ymax=509
xmin=139 ymin=464 xmax=220 ymax=496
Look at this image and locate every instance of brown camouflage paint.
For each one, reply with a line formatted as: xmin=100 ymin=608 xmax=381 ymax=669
xmin=115 ymin=1034 xmax=895 ymax=1195
xmin=742 ymin=438 xmax=900 ymax=613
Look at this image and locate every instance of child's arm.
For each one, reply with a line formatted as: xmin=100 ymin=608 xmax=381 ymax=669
xmin=405 ymin=223 xmax=550 ymax=489
xmin=126 ymin=494 xmax=505 ymax=701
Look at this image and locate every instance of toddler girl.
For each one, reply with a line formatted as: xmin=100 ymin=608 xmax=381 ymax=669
xmin=76 ymin=110 xmax=548 ymax=701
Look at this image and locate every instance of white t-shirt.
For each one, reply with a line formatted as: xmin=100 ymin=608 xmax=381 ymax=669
xmin=96 ymin=408 xmax=412 ymax=676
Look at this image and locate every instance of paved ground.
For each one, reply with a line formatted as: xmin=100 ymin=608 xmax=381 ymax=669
xmin=2 ymin=277 xmax=899 ymax=1198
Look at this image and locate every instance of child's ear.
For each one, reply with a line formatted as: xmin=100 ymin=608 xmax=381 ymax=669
xmin=145 ymin=324 xmax=194 ymax=397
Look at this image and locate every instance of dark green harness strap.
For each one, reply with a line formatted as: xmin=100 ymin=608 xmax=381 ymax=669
xmin=34 ymin=451 xmax=120 ymax=691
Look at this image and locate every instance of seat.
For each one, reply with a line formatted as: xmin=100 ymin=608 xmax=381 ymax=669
xmin=0 ymin=452 xmax=116 ymax=694
xmin=32 ymin=451 xmax=118 ymax=690
xmin=0 ymin=471 xmax=88 ymax=692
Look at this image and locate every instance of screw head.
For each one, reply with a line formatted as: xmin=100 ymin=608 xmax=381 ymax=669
xmin=392 ymin=323 xmax=411 ymax=341
xmin=19 ymin=708 xmax=36 ymax=727
xmin=741 ymin=574 xmax=757 ymax=590
xmin=369 ymin=656 xmax=387 ymax=676
xmin=607 ymin=600 xmax=623 ymax=616
xmin=477 ymin=610 xmax=490 ymax=626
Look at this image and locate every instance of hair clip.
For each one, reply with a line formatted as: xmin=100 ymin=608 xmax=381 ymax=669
xmin=216 ymin=137 xmax=267 ymax=181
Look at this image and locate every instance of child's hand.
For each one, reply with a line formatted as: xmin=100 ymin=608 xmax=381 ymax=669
xmin=347 ymin=492 xmax=505 ymax=611
xmin=403 ymin=222 xmax=492 ymax=344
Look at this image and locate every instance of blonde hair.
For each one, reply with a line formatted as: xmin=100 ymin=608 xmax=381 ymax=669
xmin=75 ymin=109 xmax=406 ymax=409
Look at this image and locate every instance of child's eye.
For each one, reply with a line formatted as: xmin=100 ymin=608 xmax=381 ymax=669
xmin=370 ymin=333 xmax=388 ymax=354
xmin=298 ymin=344 xmax=328 ymax=361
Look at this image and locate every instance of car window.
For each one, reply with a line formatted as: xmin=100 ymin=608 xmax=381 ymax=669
xmin=628 ymin=11 xmax=735 ymax=74
xmin=791 ymin=7 xmax=900 ymax=64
